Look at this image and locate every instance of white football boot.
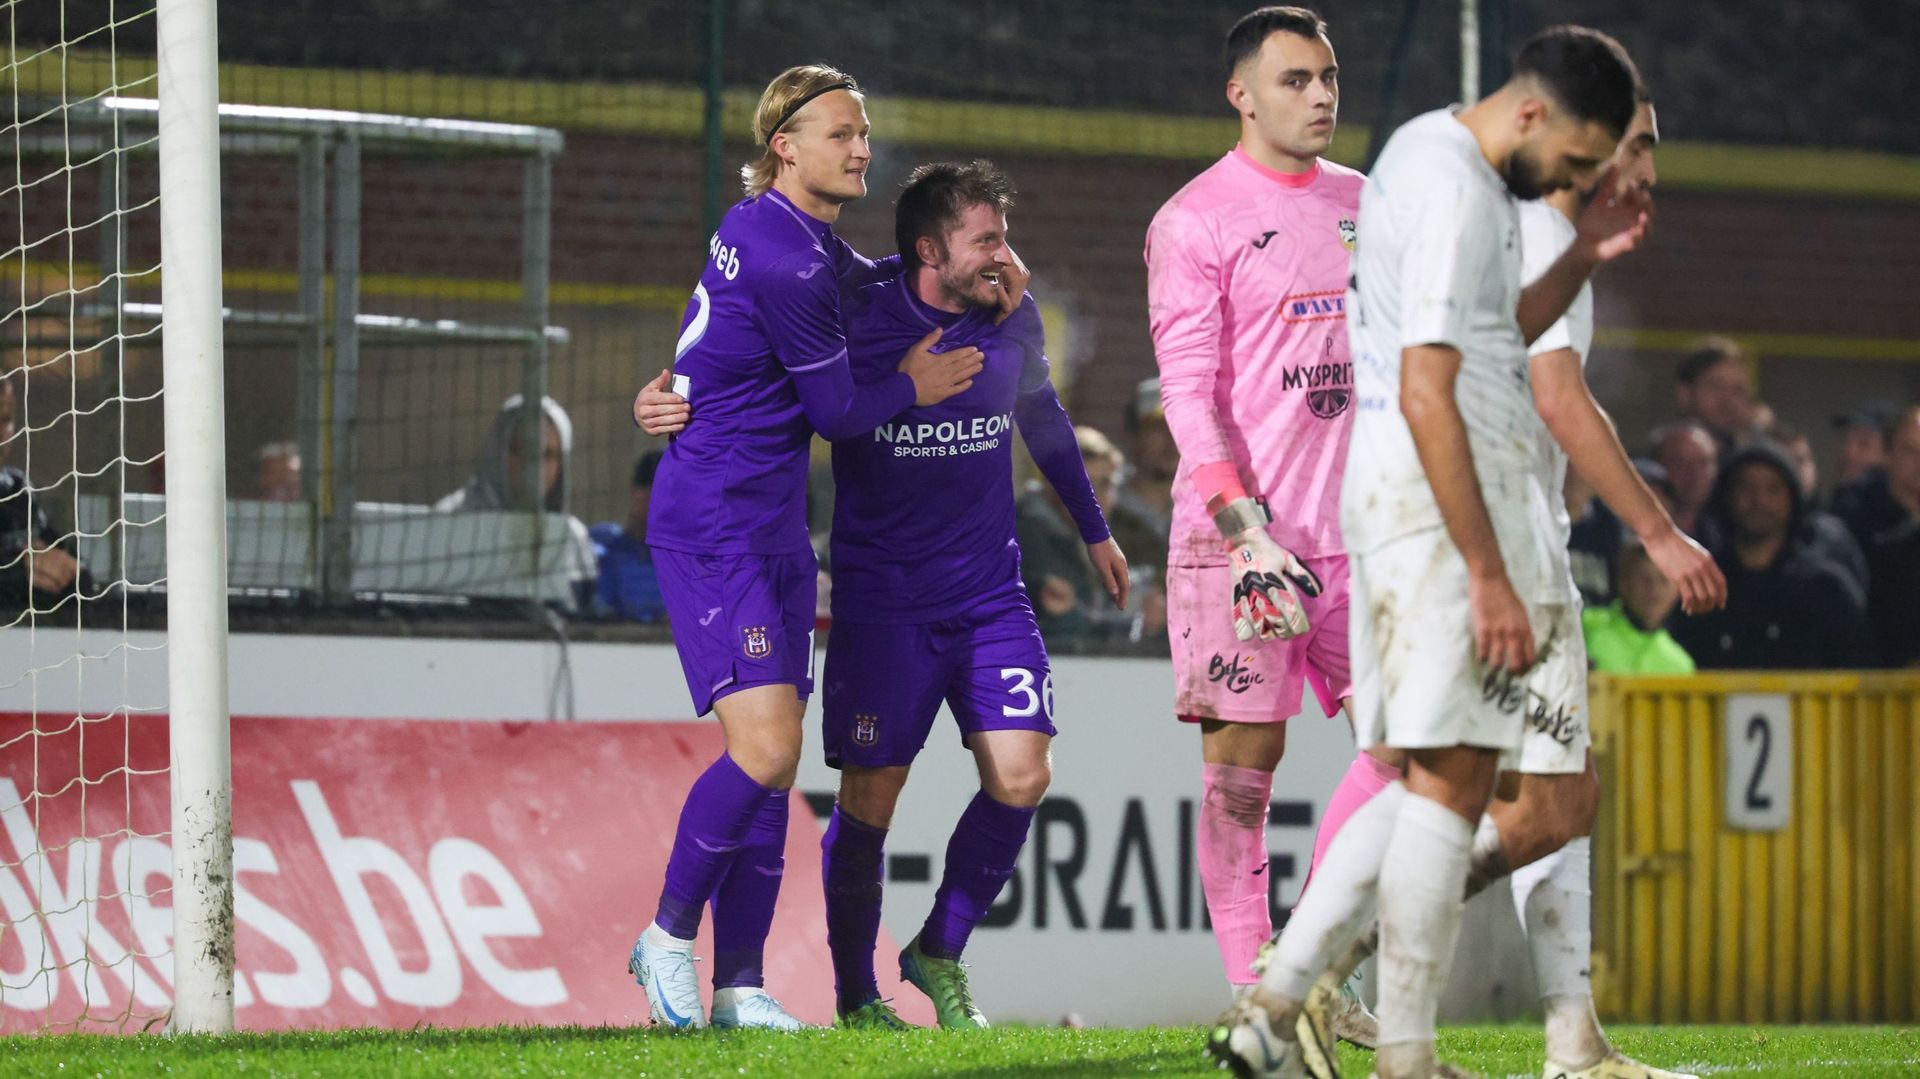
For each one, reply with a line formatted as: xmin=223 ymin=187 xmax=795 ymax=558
xmin=710 ymin=986 xmax=813 ymax=1031
xmin=628 ymin=922 xmax=707 ymax=1029
xmin=1206 ymin=984 xmax=1340 ymax=1079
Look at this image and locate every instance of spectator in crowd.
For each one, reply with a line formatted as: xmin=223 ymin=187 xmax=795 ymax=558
xmin=1670 ymin=442 xmax=1872 ymax=669
xmin=1768 ymin=422 xmax=1867 ymax=589
xmin=1832 ymin=400 xmax=1893 ymax=486
xmin=1017 ymin=425 xmax=1134 ymax=644
xmin=256 ymin=440 xmax=302 ymax=502
xmin=1828 ymin=401 xmax=1906 ymax=550
xmin=590 ymin=449 xmax=668 ymax=623
xmin=437 ymin=393 xmax=596 ymax=607
xmin=1107 ymin=376 xmax=1175 ymax=577
xmin=1864 ymin=405 xmax=1920 ymax=666
xmin=0 ymin=372 xmax=85 ymax=614
xmin=1650 ymin=421 xmax=1720 ymax=545
xmin=1582 ymin=538 xmax=1696 ymax=674
xmin=437 ymin=394 xmax=572 ymax=513
xmin=1672 ymin=336 xmax=1762 ymax=456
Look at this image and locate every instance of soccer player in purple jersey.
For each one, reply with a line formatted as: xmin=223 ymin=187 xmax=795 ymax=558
xmin=627 ymin=64 xmax=1000 ymax=1032
xmin=641 ymin=161 xmax=1128 ymax=1029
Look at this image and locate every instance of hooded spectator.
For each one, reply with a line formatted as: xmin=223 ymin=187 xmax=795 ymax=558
xmin=437 ymin=394 xmax=575 ymax=514
xmin=1670 ymin=441 xmax=1872 ymax=669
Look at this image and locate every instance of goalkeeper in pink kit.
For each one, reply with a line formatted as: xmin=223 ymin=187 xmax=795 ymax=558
xmin=1145 ymin=5 xmax=1385 ymax=1034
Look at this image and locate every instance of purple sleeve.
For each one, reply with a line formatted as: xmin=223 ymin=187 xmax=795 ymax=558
xmin=1015 ymin=368 xmax=1110 ymax=545
xmin=834 ymin=238 xmax=901 ymax=291
xmin=759 ymin=250 xmax=915 ymax=441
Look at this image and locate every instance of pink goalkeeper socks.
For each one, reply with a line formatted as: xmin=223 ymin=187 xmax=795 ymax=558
xmin=1303 ymin=750 xmax=1400 ymax=894
xmin=1199 ymin=762 xmax=1274 ymax=986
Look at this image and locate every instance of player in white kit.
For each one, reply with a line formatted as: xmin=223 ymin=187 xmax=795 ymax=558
xmin=1209 ymin=27 xmax=1662 ymax=1079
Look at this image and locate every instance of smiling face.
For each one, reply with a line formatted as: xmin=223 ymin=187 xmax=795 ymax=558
xmin=1228 ymin=30 xmax=1339 ymax=167
xmin=772 ymin=89 xmax=871 ymax=207
xmin=920 ymin=202 xmax=1013 ymax=311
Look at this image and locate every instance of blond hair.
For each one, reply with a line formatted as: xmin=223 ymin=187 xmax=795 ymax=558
xmin=741 ymin=64 xmax=861 ymax=198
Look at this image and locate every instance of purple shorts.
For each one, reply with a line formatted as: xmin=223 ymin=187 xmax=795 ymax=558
xmin=653 ymin=546 xmax=817 ymax=716
xmin=822 ymin=588 xmax=1055 ymax=769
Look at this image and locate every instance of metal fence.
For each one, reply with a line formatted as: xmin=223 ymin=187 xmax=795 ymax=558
xmin=5 ymin=1 xmax=1915 ymax=633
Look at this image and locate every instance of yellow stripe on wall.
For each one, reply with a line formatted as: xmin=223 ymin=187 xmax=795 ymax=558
xmin=17 ymin=48 xmax=1920 ymax=200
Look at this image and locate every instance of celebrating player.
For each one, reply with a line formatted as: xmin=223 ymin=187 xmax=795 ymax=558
xmin=641 ymin=160 xmax=1126 ymax=1029
xmin=1143 ymin=4 xmax=1380 ymax=1034
xmin=1210 ymin=26 xmax=1654 ymax=1079
xmin=627 ymin=64 xmax=997 ymax=1032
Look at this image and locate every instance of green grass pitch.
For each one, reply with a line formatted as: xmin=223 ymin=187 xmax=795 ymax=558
xmin=6 ymin=1024 xmax=1917 ymax=1076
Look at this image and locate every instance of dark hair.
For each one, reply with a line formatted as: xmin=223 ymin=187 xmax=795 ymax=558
xmin=1225 ymin=6 xmax=1327 ymax=75
xmin=633 ymin=448 xmax=665 ymax=488
xmin=895 ymin=160 xmax=1016 ymax=269
xmin=1675 ymin=335 xmax=1747 ymax=385
xmin=1512 ymin=25 xmax=1641 ymax=138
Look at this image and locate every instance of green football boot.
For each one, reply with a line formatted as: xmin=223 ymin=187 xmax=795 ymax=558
xmin=898 ymin=933 xmax=988 ymax=1030
xmin=835 ymin=997 xmax=913 ymax=1030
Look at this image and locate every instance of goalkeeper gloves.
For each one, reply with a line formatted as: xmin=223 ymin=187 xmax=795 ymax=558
xmin=1214 ymin=496 xmax=1323 ymax=642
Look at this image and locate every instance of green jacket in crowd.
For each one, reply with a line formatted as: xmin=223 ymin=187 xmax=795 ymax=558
xmin=1583 ymin=603 xmax=1697 ymax=675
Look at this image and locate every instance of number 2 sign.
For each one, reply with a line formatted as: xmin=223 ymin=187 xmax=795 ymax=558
xmin=1725 ymin=693 xmax=1792 ymax=831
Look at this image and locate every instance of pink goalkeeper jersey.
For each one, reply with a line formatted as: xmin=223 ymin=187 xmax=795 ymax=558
xmin=1145 ymin=147 xmax=1365 ymax=565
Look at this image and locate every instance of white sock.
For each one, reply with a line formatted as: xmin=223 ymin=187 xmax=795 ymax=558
xmin=645 ymin=920 xmax=695 ymax=949
xmin=1519 ymin=836 xmax=1608 ymax=1067
xmin=1508 ymin=845 xmax=1562 ymax=926
xmin=1260 ymin=781 xmax=1408 ymax=1002
xmin=1374 ymin=793 xmax=1474 ymax=1052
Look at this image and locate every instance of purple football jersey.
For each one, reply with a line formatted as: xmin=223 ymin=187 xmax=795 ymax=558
xmin=648 ymin=190 xmax=913 ymax=556
xmin=829 ymin=276 xmax=1109 ymax=623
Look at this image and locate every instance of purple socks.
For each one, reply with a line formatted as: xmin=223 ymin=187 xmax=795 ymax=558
xmin=710 ymin=789 xmax=789 ymax=989
xmin=821 ymin=806 xmax=889 ymax=1012
xmin=654 ymin=753 xmax=775 ymax=940
xmin=920 ymin=792 xmax=1036 ymax=960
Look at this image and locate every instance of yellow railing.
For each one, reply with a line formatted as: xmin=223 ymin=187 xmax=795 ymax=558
xmin=1590 ymin=672 xmax=1920 ymax=1023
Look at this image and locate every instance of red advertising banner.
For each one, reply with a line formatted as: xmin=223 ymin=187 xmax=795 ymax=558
xmin=0 ymin=714 xmax=931 ymax=1032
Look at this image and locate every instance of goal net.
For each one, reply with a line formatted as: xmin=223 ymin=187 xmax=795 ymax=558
xmin=2 ymin=0 xmax=232 ymax=1034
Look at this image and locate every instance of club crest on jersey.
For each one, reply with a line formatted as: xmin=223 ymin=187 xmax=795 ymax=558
xmin=742 ymin=625 xmax=772 ymax=659
xmin=852 ymin=714 xmax=880 ymax=747
xmin=1338 ymin=218 xmax=1357 ymax=251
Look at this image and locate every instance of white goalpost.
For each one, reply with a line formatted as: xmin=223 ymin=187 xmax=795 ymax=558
xmin=156 ymin=0 xmax=233 ymax=1035
xmin=0 ymin=0 xmax=231 ymax=1035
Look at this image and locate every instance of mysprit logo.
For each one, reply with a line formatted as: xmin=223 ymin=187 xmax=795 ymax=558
xmin=742 ymin=625 xmax=771 ymax=659
xmin=1338 ymin=218 xmax=1357 ymax=252
xmin=1283 ymin=334 xmax=1352 ymax=420
xmin=1280 ymin=290 xmax=1345 ymax=323
xmin=852 ymin=714 xmax=880 ymax=747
